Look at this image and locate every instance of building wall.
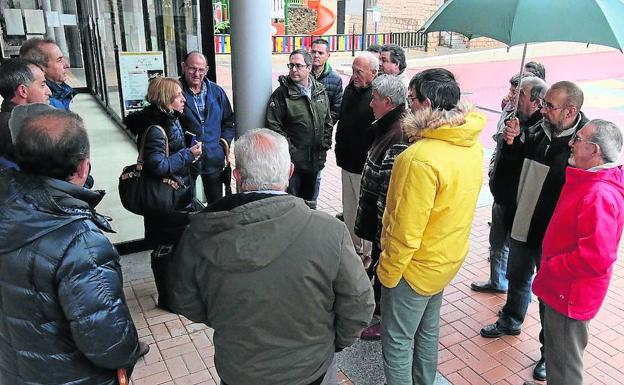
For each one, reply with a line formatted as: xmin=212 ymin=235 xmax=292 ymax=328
xmin=345 ymin=0 xmax=503 ymax=49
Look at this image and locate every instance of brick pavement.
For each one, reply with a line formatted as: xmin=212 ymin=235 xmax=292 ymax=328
xmin=123 ymin=138 xmax=624 ymax=384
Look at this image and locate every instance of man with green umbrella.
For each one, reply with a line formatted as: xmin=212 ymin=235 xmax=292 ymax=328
xmin=480 ymin=81 xmax=589 ymax=382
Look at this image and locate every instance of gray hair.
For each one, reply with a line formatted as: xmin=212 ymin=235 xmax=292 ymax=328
xmin=0 ymin=58 xmax=36 ymax=99
xmin=234 ymin=128 xmax=291 ymax=191
xmin=520 ymin=76 xmax=547 ymax=102
xmin=355 ymin=51 xmax=379 ymax=71
xmin=551 ymin=81 xmax=584 ymax=110
xmin=588 ymin=119 xmax=623 ymax=163
xmin=290 ymin=49 xmax=312 ymax=66
xmin=372 ymin=74 xmax=406 ymax=108
xmin=19 ymin=37 xmax=57 ymax=67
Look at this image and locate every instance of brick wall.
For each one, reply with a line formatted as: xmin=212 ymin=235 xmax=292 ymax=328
xmin=345 ymin=0 xmax=503 ymax=50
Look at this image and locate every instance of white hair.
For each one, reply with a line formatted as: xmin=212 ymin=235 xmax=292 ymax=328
xmin=234 ymin=128 xmax=291 ymax=191
xmin=372 ymin=74 xmax=407 ymax=108
xmin=589 ymin=119 xmax=623 ymax=163
xmin=355 ymin=51 xmax=379 ymax=71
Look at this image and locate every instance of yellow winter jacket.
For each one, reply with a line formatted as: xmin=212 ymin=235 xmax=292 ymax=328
xmin=378 ymin=105 xmax=485 ymax=296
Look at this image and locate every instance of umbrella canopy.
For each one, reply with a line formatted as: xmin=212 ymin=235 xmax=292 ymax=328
xmin=421 ymin=0 xmax=624 ymax=50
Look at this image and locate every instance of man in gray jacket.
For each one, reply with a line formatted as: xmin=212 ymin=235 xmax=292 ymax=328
xmin=169 ymin=129 xmax=374 ymax=385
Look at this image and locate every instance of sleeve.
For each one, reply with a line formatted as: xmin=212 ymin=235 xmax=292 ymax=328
xmin=167 ymin=229 xmax=209 ymax=324
xmin=542 ymin=193 xmax=620 ymax=280
xmin=376 ymin=144 xmax=408 ymax=245
xmin=142 ymin=126 xmax=193 ymax=178
xmin=322 ymin=93 xmax=334 ymax=150
xmin=333 ymin=225 xmax=375 ymax=349
xmin=57 ymin=229 xmax=141 ymax=370
xmin=266 ymin=90 xmax=295 ymax=152
xmin=378 ymin=155 xmax=437 ymax=288
xmin=219 ymin=89 xmax=235 ymax=144
xmin=330 ymin=77 xmax=343 ymax=123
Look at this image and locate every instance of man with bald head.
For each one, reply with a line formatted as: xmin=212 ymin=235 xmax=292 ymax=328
xmin=334 ymin=52 xmax=379 ymax=260
xmin=0 ymin=109 xmax=146 ymax=384
xmin=179 ymin=51 xmax=235 ymax=204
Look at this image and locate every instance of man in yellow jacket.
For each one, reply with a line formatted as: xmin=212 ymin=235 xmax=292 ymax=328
xmin=378 ymin=68 xmax=485 ymax=385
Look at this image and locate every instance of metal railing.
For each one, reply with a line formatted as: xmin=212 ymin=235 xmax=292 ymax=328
xmin=214 ymin=31 xmax=427 ymax=54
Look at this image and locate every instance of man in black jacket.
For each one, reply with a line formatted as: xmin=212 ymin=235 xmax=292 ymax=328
xmin=471 ymin=76 xmax=547 ymax=294
xmin=335 ymin=52 xmax=379 ymax=258
xmin=480 ymin=81 xmax=588 ymax=383
xmin=0 ymin=109 xmax=146 ymax=385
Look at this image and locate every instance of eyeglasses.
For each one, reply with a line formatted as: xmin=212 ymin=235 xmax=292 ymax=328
xmin=287 ymin=63 xmax=308 ymax=70
xmin=571 ymin=133 xmax=599 ymax=146
xmin=542 ymin=101 xmax=569 ymax=111
xmin=187 ymin=67 xmax=207 ymax=74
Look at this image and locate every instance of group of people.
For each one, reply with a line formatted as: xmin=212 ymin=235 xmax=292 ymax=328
xmin=0 ymin=35 xmax=623 ymax=385
xmin=471 ymin=64 xmax=624 ymax=385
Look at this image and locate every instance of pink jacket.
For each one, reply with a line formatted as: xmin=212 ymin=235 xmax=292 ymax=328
xmin=533 ymin=165 xmax=624 ymax=321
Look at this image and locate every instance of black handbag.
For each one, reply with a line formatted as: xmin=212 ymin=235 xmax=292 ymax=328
xmin=220 ymin=138 xmax=233 ymax=196
xmin=119 ymin=125 xmax=191 ymax=216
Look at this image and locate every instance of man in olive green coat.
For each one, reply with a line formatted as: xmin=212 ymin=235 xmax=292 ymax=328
xmin=168 ymin=129 xmax=374 ymax=385
xmin=266 ymin=48 xmax=334 ymax=207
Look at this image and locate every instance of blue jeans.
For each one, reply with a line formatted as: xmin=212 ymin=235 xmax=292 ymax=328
xmin=498 ymin=239 xmax=545 ymax=354
xmin=489 ymin=203 xmax=509 ymax=290
xmin=381 ymin=279 xmax=443 ymax=385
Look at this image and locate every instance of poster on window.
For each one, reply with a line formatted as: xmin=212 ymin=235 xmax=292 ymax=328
xmin=118 ymin=51 xmax=165 ymax=116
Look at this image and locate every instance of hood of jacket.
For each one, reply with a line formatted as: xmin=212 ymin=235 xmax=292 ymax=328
xmin=123 ymin=103 xmax=180 ymax=137
xmin=277 ymin=74 xmax=326 ymax=99
xmin=183 ymin=194 xmax=314 ymax=272
xmin=567 ymin=164 xmax=624 ymax=195
xmin=315 ymin=61 xmax=333 ymax=81
xmin=0 ymin=169 xmax=110 ymax=254
xmin=402 ymin=100 xmax=484 ymax=147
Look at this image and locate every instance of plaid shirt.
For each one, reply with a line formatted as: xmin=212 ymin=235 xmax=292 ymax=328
xmin=191 ymin=82 xmax=208 ymax=123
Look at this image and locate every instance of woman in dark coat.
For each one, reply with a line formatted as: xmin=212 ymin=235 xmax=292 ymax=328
xmin=123 ymin=77 xmax=202 ymax=311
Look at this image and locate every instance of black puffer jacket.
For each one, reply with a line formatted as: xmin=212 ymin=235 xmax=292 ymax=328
xmin=0 ymin=169 xmax=142 ymax=385
xmin=124 ymin=104 xmax=194 ymax=245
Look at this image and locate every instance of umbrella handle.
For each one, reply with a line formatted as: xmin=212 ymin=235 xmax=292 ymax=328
xmin=506 ymin=43 xmax=528 ymax=145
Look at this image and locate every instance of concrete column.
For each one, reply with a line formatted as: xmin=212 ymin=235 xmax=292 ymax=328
xmin=51 ymin=0 xmax=68 ymax=55
xmin=41 ymin=0 xmax=56 ymax=41
xmin=230 ymin=0 xmax=273 ymax=137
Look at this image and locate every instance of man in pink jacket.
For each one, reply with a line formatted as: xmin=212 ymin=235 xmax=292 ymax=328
xmin=527 ymin=119 xmax=624 ymax=385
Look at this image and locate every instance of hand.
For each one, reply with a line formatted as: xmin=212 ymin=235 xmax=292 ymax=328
xmin=191 ymin=142 xmax=202 ymax=162
xmin=503 ymin=118 xmax=520 ymax=145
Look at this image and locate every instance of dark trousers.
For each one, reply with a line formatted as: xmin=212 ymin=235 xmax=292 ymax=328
xmin=192 ymin=171 xmax=223 ymax=205
xmin=287 ymin=170 xmax=318 ymax=201
xmin=498 ymin=239 xmax=545 ymax=355
xmin=151 ymin=244 xmax=175 ymax=310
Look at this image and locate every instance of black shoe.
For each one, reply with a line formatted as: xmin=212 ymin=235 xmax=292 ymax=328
xmin=523 ymin=382 xmax=540 ymax=385
xmin=471 ymin=280 xmax=507 ymax=294
xmin=137 ymin=340 xmax=150 ymax=358
xmin=533 ymin=358 xmax=546 ymax=381
xmin=335 ymin=212 xmax=344 ymax=221
xmin=480 ymin=323 xmax=521 ymax=338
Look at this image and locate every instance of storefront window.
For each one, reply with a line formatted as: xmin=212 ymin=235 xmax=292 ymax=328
xmin=0 ymin=0 xmax=87 ymax=88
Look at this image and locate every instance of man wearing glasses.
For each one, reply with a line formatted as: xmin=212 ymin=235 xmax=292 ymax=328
xmin=525 ymin=119 xmax=624 ymax=385
xmin=266 ymin=49 xmax=333 ymax=208
xmin=480 ymin=81 xmax=589 ymax=383
xmin=180 ymin=51 xmax=235 ymax=204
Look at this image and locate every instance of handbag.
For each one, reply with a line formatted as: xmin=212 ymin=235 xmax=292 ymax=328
xmin=119 ymin=125 xmax=191 ymax=216
xmin=220 ymin=138 xmax=233 ymax=196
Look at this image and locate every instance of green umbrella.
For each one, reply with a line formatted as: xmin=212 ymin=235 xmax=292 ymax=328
xmin=421 ymin=0 xmax=624 ymax=50
xmin=420 ymin=0 xmax=624 ymax=137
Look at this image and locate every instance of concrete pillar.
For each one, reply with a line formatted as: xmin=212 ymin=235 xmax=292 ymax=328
xmin=230 ymin=0 xmax=272 ymax=137
xmin=51 ymin=0 xmax=68 ymax=56
xmin=41 ymin=0 xmax=56 ymax=41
